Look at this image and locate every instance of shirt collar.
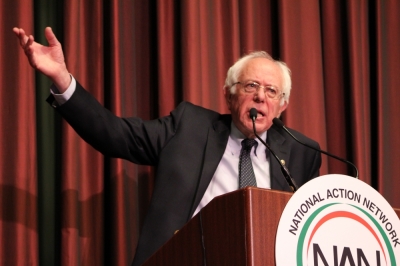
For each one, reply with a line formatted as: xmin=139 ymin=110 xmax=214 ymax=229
xmin=229 ymin=122 xmax=268 ymax=155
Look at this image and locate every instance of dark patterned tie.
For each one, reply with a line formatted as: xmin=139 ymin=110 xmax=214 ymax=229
xmin=239 ymin=138 xmax=258 ymax=188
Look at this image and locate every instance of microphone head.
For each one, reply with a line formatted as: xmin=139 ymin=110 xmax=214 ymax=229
xmin=249 ymin=108 xmax=258 ymax=121
xmin=272 ymin=117 xmax=284 ymax=128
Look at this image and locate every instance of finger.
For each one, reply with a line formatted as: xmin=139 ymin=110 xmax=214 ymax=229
xmin=14 ymin=28 xmax=29 ymax=47
xmin=44 ymin=27 xmax=59 ymax=47
xmin=24 ymin=35 xmax=35 ymax=53
xmin=19 ymin=28 xmax=28 ymax=46
xmin=12 ymin=27 xmax=20 ymax=36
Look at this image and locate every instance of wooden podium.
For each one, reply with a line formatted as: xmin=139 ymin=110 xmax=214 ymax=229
xmin=143 ymin=187 xmax=292 ymax=265
xmin=143 ymin=186 xmax=400 ymax=265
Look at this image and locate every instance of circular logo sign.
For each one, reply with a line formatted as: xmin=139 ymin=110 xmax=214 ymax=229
xmin=275 ymin=174 xmax=400 ymax=265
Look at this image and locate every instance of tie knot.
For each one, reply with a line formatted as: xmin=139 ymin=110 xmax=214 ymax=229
xmin=241 ymin=138 xmax=257 ymax=151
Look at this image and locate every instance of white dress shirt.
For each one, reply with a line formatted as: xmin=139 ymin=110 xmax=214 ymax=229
xmin=193 ymin=124 xmax=270 ymax=216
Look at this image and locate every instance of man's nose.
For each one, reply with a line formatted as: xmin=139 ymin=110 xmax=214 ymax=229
xmin=254 ymin=88 xmax=266 ymax=102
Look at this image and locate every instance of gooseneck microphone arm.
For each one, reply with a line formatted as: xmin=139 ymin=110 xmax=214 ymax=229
xmin=250 ymin=108 xmax=298 ymax=192
xmin=272 ymin=118 xmax=359 ymax=179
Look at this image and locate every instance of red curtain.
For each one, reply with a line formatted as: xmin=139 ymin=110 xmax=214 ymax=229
xmin=1 ymin=1 xmax=38 ymax=265
xmin=376 ymin=0 xmax=400 ymax=208
xmin=2 ymin=0 xmax=400 ymax=265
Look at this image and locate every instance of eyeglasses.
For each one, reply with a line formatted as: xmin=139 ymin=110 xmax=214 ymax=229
xmin=232 ymin=81 xmax=285 ymax=100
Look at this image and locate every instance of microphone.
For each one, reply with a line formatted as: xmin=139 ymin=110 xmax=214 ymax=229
xmin=249 ymin=108 xmax=298 ymax=192
xmin=272 ymin=118 xmax=359 ymax=179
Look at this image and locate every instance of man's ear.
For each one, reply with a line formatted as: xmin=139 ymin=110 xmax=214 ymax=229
xmin=223 ymin=85 xmax=231 ymax=103
xmin=223 ymin=85 xmax=233 ymax=110
xmin=278 ymin=101 xmax=288 ymax=116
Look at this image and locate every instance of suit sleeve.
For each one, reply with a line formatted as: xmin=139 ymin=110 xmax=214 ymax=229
xmin=49 ymin=80 xmax=186 ymax=165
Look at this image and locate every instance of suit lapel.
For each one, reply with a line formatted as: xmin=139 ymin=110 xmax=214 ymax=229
xmin=188 ymin=116 xmax=231 ymax=217
xmin=188 ymin=122 xmax=292 ymax=217
xmin=268 ymin=125 xmax=292 ymax=191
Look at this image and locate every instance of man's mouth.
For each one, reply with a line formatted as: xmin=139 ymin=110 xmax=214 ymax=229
xmin=255 ymin=110 xmax=265 ymax=117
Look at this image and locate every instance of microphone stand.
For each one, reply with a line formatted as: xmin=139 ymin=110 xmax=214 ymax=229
xmin=272 ymin=118 xmax=359 ymax=179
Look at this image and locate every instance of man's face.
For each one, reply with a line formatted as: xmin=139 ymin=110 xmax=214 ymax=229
xmin=224 ymin=58 xmax=287 ymax=138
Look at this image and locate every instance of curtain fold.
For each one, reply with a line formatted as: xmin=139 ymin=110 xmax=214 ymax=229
xmin=320 ymin=0 xmax=349 ymax=176
xmin=1 ymin=0 xmax=400 ymax=265
xmin=157 ymin=0 xmax=179 ymax=116
xmin=279 ymin=0 xmax=328 ymax=174
xmin=1 ymin=1 xmax=38 ymax=266
xmin=376 ymin=0 xmax=400 ymax=205
xmin=34 ymin=0 xmax=64 ymax=265
xmin=345 ymin=0 xmax=372 ymax=183
xmin=60 ymin=1 xmax=105 ymax=265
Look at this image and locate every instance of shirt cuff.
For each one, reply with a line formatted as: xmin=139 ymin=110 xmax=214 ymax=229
xmin=50 ymin=75 xmax=76 ymax=106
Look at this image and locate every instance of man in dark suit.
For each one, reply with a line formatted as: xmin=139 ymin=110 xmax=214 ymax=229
xmin=14 ymin=27 xmax=321 ymax=266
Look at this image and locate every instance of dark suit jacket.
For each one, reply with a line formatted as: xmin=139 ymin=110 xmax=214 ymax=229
xmin=48 ymin=81 xmax=321 ymax=266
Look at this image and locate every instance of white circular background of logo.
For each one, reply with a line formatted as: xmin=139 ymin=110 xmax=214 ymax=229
xmin=275 ymin=174 xmax=400 ymax=266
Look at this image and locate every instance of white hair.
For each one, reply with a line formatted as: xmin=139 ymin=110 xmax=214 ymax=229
xmin=224 ymin=51 xmax=291 ymax=105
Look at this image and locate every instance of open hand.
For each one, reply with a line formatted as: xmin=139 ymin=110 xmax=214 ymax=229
xmin=13 ymin=27 xmax=71 ymax=92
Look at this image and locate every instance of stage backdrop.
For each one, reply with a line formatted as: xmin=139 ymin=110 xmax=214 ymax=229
xmin=1 ymin=0 xmax=399 ymax=265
